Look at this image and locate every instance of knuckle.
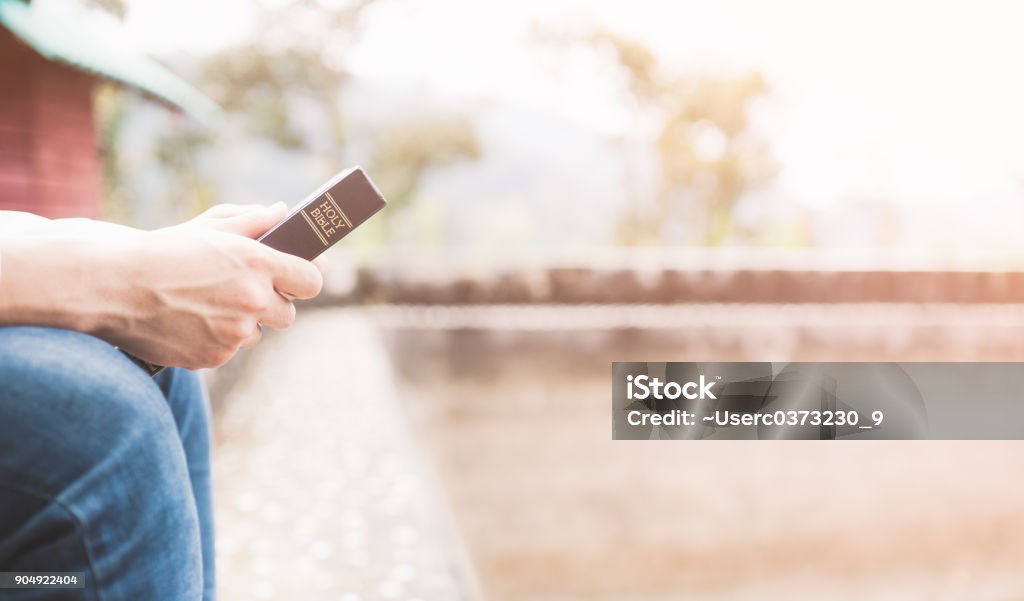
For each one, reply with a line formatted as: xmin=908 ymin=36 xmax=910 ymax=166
xmin=237 ymin=284 xmax=268 ymax=314
xmin=248 ymin=297 xmax=270 ymax=315
xmin=226 ymin=319 xmax=253 ymax=344
xmin=244 ymin=247 xmax=271 ymax=270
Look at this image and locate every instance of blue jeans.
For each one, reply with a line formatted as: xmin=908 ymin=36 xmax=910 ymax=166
xmin=0 ymin=327 xmax=215 ymax=600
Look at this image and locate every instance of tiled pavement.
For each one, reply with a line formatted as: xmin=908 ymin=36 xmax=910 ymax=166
xmin=211 ymin=310 xmax=479 ymax=601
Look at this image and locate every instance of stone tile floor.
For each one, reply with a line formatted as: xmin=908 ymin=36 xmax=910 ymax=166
xmin=211 ymin=310 xmax=478 ymax=601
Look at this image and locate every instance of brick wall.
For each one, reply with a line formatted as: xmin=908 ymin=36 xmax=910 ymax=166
xmin=0 ymin=28 xmax=101 ymax=218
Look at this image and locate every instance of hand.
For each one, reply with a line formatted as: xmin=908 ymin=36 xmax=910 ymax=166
xmin=98 ymin=203 xmax=324 ymax=369
xmin=185 ymin=203 xmax=330 ymax=276
xmin=183 ymin=202 xmax=287 ymax=236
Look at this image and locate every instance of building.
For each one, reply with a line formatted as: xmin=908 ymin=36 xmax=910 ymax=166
xmin=0 ymin=0 xmax=217 ymax=217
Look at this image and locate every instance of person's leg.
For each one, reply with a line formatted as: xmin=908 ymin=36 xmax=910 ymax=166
xmin=154 ymin=368 xmax=216 ymax=601
xmin=0 ymin=327 xmax=202 ymax=601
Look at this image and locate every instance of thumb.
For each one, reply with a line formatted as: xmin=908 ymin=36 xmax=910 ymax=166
xmin=207 ymin=202 xmax=288 ymax=239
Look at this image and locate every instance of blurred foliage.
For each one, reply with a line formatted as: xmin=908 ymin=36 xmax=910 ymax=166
xmin=651 ymin=71 xmax=777 ymax=245
xmin=97 ymin=0 xmax=479 ymax=233
xmin=369 ymin=116 xmax=480 ymax=211
xmin=83 ymin=0 xmax=126 ymax=19
xmin=203 ymin=45 xmax=345 ymax=149
xmin=199 ymin=0 xmax=370 ymax=151
xmin=154 ymin=121 xmax=217 ymax=219
xmin=196 ymin=0 xmax=478 ymax=230
xmin=95 ymin=84 xmax=131 ymax=223
xmin=86 ymin=0 xmax=129 ymax=223
xmin=96 ymin=83 xmax=216 ymax=223
xmin=542 ymin=29 xmax=778 ymax=245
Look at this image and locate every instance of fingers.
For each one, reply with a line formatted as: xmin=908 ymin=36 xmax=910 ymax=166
xmin=259 ymin=295 xmax=297 ymax=329
xmin=263 ymin=249 xmax=324 ymax=300
xmin=196 ymin=204 xmax=266 ymax=220
xmin=235 ymin=293 xmax=293 ymax=355
xmin=203 ymin=203 xmax=289 ymax=238
xmin=239 ymin=322 xmax=263 ymax=350
xmin=237 ymin=295 xmax=294 ymax=355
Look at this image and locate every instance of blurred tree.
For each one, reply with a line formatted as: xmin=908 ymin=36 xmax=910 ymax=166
xmin=94 ymin=84 xmax=131 ymax=222
xmin=197 ymin=0 xmax=479 ymax=231
xmin=543 ymin=29 xmax=777 ymax=245
xmin=154 ymin=121 xmax=216 ymax=219
xmin=97 ymin=0 xmax=479 ymax=233
xmin=650 ymin=70 xmax=776 ymax=245
xmin=84 ymin=0 xmax=128 ymax=221
xmin=368 ymin=115 xmax=480 ymax=211
xmin=194 ymin=0 xmax=371 ymax=204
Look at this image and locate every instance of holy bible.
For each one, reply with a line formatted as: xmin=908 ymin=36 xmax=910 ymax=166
xmin=126 ymin=167 xmax=387 ymax=376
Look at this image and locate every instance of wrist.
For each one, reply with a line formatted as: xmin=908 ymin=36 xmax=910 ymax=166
xmin=82 ymin=231 xmax=165 ymax=345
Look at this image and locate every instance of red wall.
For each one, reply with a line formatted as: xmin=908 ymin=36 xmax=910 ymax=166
xmin=0 ymin=28 xmax=101 ymax=218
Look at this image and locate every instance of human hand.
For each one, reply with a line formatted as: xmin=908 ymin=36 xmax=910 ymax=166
xmin=98 ymin=203 xmax=324 ymax=369
xmin=186 ymin=203 xmax=330 ymax=276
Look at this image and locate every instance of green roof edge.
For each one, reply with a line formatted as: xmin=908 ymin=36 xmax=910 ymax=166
xmin=0 ymin=0 xmax=221 ymax=124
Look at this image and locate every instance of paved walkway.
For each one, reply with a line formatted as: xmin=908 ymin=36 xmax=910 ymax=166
xmin=211 ymin=310 xmax=478 ymax=601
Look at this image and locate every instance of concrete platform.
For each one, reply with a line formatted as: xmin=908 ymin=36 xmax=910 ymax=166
xmin=211 ymin=310 xmax=480 ymax=601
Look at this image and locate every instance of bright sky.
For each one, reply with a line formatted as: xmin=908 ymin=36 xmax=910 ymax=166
xmin=115 ymin=0 xmax=1024 ymax=211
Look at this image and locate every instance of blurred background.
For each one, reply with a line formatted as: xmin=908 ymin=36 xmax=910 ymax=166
xmin=5 ymin=0 xmax=1024 ymax=599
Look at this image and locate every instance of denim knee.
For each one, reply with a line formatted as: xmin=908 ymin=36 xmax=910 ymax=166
xmin=0 ymin=327 xmax=203 ymax=600
xmin=0 ymin=327 xmax=181 ymax=491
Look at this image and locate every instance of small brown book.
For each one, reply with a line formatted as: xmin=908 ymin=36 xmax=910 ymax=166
xmin=126 ymin=167 xmax=387 ymax=376
xmin=257 ymin=166 xmax=387 ymax=260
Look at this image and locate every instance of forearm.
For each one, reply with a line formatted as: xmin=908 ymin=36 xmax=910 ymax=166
xmin=0 ymin=211 xmax=138 ymax=238
xmin=0 ymin=212 xmax=148 ymax=333
xmin=0 ymin=234 xmax=138 ymax=335
xmin=0 ymin=210 xmax=48 ymax=235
